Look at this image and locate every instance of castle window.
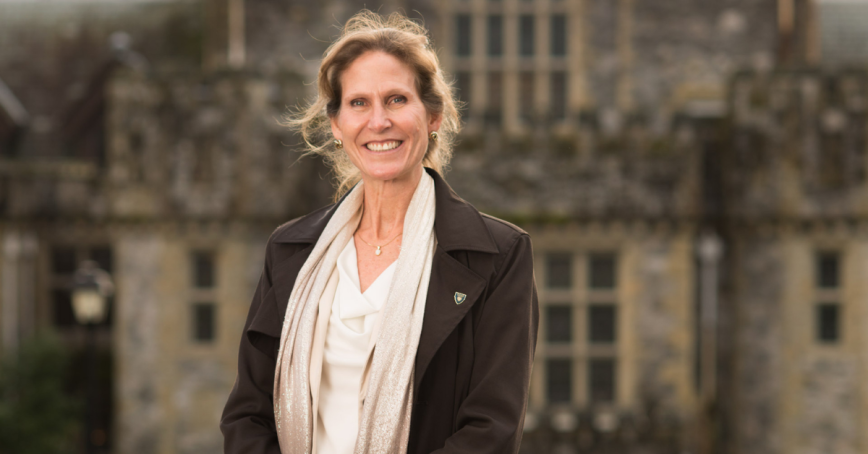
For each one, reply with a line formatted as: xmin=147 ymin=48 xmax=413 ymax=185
xmin=589 ymin=252 xmax=617 ymax=289
xmin=445 ymin=2 xmax=577 ymax=129
xmin=192 ymin=251 xmax=215 ymax=289
xmin=519 ymin=15 xmax=535 ymax=56
xmin=456 ymin=14 xmax=472 ymax=57
xmin=192 ymin=303 xmax=216 ymax=342
xmin=551 ymin=14 xmax=567 ymax=56
xmin=550 ymin=71 xmax=567 ymax=121
xmin=589 ymin=358 xmax=616 ymax=403
xmin=814 ymin=249 xmax=843 ymax=345
xmin=546 ymin=253 xmax=572 ymax=289
xmin=519 ymin=72 xmax=535 ymax=122
xmin=485 ymin=71 xmax=503 ymax=126
xmin=816 ymin=251 xmax=839 ymax=288
xmin=817 ymin=303 xmax=840 ymax=343
xmin=487 ymin=15 xmax=503 ymax=56
xmin=537 ymin=249 xmax=622 ymax=410
xmin=546 ymin=305 xmax=573 ymax=343
xmin=588 ymin=304 xmax=616 ymax=343
xmin=90 ymin=247 xmax=113 ymax=274
xmin=547 ymin=359 xmax=572 ymax=403
xmin=52 ymin=247 xmax=77 ymax=275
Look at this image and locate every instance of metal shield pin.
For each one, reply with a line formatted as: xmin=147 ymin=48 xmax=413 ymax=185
xmin=454 ymin=292 xmax=467 ymax=305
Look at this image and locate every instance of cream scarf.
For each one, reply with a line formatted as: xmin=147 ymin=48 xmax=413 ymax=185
xmin=274 ymin=171 xmax=436 ymax=454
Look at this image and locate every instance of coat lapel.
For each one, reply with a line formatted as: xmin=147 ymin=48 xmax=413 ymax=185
xmin=413 ymin=247 xmax=487 ymax=392
xmin=412 ymin=169 xmax=499 ymax=393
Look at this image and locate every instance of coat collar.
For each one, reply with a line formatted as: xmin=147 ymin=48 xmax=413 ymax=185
xmin=271 ymin=168 xmax=499 ymax=254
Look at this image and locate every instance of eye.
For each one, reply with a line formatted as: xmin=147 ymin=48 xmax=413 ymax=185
xmin=350 ymin=99 xmax=365 ymax=107
xmin=390 ymin=95 xmax=407 ymax=105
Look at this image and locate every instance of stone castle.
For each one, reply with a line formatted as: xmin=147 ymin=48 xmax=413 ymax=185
xmin=0 ymin=0 xmax=866 ymax=453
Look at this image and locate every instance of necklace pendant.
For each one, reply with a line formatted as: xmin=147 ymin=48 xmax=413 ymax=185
xmin=375 ymin=246 xmax=382 ymax=256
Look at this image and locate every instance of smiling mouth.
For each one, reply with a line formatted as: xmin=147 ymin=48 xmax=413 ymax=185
xmin=365 ymin=140 xmax=403 ymax=151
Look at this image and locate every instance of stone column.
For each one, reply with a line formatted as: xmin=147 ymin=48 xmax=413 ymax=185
xmin=115 ymin=234 xmax=164 ymax=454
xmin=227 ymin=0 xmax=245 ymax=69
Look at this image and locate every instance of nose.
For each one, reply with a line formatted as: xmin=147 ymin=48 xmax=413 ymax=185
xmin=367 ymin=102 xmax=392 ymax=132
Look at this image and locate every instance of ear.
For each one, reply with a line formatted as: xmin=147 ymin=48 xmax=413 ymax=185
xmin=428 ymin=112 xmax=443 ymax=134
xmin=330 ymin=115 xmax=342 ymax=142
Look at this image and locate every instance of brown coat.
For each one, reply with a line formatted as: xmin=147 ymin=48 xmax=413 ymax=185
xmin=221 ymin=169 xmax=539 ymax=453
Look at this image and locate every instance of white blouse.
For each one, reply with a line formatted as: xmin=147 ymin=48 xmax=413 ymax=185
xmin=315 ymin=237 xmax=396 ymax=454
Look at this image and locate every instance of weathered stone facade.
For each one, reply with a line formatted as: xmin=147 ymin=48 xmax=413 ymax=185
xmin=2 ymin=1 xmax=867 ymax=454
xmin=520 ymin=222 xmax=698 ymax=453
xmin=721 ymin=70 xmax=868 ymax=454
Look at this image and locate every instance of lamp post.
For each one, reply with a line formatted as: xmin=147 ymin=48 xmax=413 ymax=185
xmin=696 ymin=232 xmax=723 ymax=454
xmin=72 ymin=260 xmax=114 ymax=454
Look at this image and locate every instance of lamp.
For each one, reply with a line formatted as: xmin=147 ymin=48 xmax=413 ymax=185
xmin=72 ymin=260 xmax=114 ymax=325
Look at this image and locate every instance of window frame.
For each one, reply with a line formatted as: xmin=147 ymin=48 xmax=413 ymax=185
xmin=191 ymin=250 xmax=216 ymax=289
xmin=455 ymin=14 xmax=472 ymax=57
xmin=487 ymin=14 xmax=504 ymax=57
xmin=550 ymin=14 xmax=567 ymax=57
xmin=519 ymin=14 xmax=535 ymax=57
xmin=537 ymin=249 xmax=621 ymax=409
xmin=816 ymin=302 xmax=841 ymax=343
xmin=192 ymin=302 xmax=217 ymax=343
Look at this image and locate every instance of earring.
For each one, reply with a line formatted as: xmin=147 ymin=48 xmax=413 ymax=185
xmin=334 ymin=139 xmax=343 ymax=149
xmin=429 ymin=131 xmax=439 ymax=140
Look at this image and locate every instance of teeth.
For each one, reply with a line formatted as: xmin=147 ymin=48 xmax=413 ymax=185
xmin=366 ymin=141 xmax=401 ymax=151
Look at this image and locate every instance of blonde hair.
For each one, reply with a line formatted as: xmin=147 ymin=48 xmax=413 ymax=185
xmin=287 ymin=10 xmax=461 ymax=198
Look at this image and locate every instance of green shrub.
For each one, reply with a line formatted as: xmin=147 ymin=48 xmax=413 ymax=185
xmin=0 ymin=333 xmax=82 ymax=454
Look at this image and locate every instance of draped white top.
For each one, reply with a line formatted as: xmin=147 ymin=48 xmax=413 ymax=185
xmin=315 ymin=237 xmax=396 ymax=454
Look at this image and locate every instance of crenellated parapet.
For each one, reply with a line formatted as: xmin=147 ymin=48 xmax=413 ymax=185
xmin=726 ymin=69 xmax=868 ymax=219
xmin=448 ymin=108 xmax=703 ymax=222
xmin=104 ymin=68 xmax=330 ymax=221
xmin=0 ymin=67 xmax=333 ymax=221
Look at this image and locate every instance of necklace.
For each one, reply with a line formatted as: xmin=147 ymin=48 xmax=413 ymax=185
xmin=357 ymin=231 xmax=402 ymax=256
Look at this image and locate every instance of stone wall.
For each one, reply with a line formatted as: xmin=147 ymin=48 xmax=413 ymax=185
xmin=3 ymin=2 xmax=867 ymax=454
xmin=2 ymin=67 xmax=333 ymax=219
xmin=244 ymin=0 xmax=440 ymax=78
xmin=722 ymin=229 xmax=868 ymax=454
xmin=630 ymin=0 xmax=778 ymax=124
xmin=633 ymin=237 xmax=695 ymax=421
xmin=113 ymin=226 xmax=271 ymax=454
xmin=727 ymin=70 xmax=868 ymax=218
xmin=730 ymin=237 xmax=784 ymax=454
xmin=115 ymin=234 xmax=164 ymax=454
xmin=107 ymin=68 xmax=331 ymax=220
xmin=797 ymin=357 xmax=859 ymax=454
xmin=524 ymin=224 xmax=698 ymax=453
xmin=447 ymin=119 xmax=702 ymax=220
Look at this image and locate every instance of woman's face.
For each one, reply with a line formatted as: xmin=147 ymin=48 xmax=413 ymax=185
xmin=330 ymin=51 xmax=441 ymax=185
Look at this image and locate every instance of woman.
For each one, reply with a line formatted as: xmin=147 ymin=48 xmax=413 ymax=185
xmin=221 ymin=11 xmax=538 ymax=454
